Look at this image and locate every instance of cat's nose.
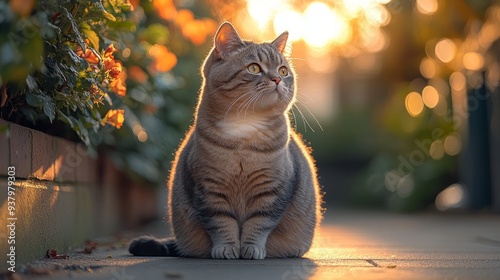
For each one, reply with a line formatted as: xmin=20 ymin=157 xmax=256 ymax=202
xmin=271 ymin=77 xmax=281 ymax=85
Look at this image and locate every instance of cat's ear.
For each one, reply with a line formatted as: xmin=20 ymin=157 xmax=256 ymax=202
xmin=271 ymin=31 xmax=289 ymax=53
xmin=214 ymin=22 xmax=244 ymax=59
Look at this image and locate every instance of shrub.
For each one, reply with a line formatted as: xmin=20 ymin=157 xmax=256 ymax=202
xmin=0 ymin=0 xmax=216 ymax=184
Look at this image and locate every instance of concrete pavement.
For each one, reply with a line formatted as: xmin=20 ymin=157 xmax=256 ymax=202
xmin=10 ymin=209 xmax=500 ymax=280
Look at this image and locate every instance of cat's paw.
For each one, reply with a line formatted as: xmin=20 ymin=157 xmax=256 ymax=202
xmin=241 ymin=244 xmax=266 ymax=259
xmin=211 ymin=244 xmax=240 ymax=259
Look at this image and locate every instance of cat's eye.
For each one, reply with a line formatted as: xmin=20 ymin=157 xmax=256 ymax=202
xmin=247 ymin=63 xmax=261 ymax=74
xmin=278 ymin=66 xmax=288 ymax=76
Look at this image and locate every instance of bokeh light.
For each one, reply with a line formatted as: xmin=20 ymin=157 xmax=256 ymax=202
xmin=435 ymin=184 xmax=466 ymax=211
xmin=420 ymin=58 xmax=438 ymax=78
xmin=463 ymin=52 xmax=484 ymax=71
xmin=449 ymin=72 xmax=466 ymax=91
xmin=444 ymin=133 xmax=462 ymax=156
xmin=422 ymin=86 xmax=439 ymax=108
xmin=303 ymin=2 xmax=352 ymax=50
xmin=405 ymin=92 xmax=424 ymax=117
xmin=430 ymin=140 xmax=445 ymax=160
xmin=241 ymin=0 xmax=392 ymax=60
xmin=416 ymin=0 xmax=438 ymax=15
xmin=273 ymin=10 xmax=304 ymax=42
xmin=435 ymin=38 xmax=456 ymax=63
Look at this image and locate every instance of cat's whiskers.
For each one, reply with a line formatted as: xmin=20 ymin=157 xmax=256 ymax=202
xmin=224 ymin=91 xmax=254 ymax=121
xmin=292 ymin=103 xmax=314 ymax=132
xmin=295 ymin=95 xmax=324 ymax=132
xmin=249 ymin=91 xmax=266 ymax=116
xmin=280 ymin=87 xmax=314 ymax=133
xmin=236 ymin=91 xmax=258 ymax=118
xmin=242 ymin=91 xmax=262 ymax=119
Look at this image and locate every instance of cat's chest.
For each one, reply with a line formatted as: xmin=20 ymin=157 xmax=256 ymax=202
xmin=216 ymin=116 xmax=267 ymax=138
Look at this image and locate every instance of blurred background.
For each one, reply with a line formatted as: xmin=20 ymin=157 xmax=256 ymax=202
xmin=1 ymin=0 xmax=499 ymax=213
xmin=222 ymin=0 xmax=500 ymax=212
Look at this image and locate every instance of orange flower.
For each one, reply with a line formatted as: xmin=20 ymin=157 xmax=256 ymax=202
xmin=104 ymin=109 xmax=125 ymax=129
xmin=10 ymin=0 xmax=36 ymax=17
xmin=108 ymin=61 xmax=122 ymax=79
xmin=104 ymin=44 xmax=117 ymax=59
xmin=148 ymin=44 xmax=177 ymax=72
xmin=109 ymin=65 xmax=127 ymax=97
xmin=153 ymin=0 xmax=177 ymax=21
xmin=181 ymin=18 xmax=218 ymax=46
xmin=174 ymin=9 xmax=194 ymax=27
xmin=76 ymin=47 xmax=100 ymax=64
xmin=128 ymin=66 xmax=148 ymax=83
xmin=129 ymin=0 xmax=140 ymax=10
xmin=104 ymin=56 xmax=118 ymax=71
xmin=109 ymin=75 xmax=127 ymax=96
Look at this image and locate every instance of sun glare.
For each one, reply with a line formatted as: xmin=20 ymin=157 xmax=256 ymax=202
xmin=273 ymin=9 xmax=304 ymax=42
xmin=245 ymin=0 xmax=392 ymax=55
xmin=303 ymin=2 xmax=352 ymax=50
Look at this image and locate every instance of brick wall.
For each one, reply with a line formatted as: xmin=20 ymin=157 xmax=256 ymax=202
xmin=0 ymin=120 xmax=159 ymax=269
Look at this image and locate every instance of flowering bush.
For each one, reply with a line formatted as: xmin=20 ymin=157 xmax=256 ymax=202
xmin=0 ymin=0 xmax=217 ymax=183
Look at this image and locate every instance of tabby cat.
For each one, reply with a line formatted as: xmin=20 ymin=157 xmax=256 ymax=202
xmin=129 ymin=22 xmax=322 ymax=259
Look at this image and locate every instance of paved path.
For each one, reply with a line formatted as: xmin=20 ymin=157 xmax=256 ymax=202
xmin=17 ymin=209 xmax=500 ymax=280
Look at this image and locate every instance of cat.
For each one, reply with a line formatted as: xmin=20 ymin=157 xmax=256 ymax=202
xmin=129 ymin=22 xmax=322 ymax=259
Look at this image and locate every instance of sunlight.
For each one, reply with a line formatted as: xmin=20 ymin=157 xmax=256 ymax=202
xmin=303 ymin=2 xmax=352 ymax=50
xmin=342 ymin=0 xmax=373 ymax=17
xmin=273 ymin=9 xmax=304 ymax=42
xmin=242 ymin=0 xmax=391 ymax=59
xmin=247 ymin=0 xmax=287 ymax=29
xmin=365 ymin=3 xmax=391 ymax=27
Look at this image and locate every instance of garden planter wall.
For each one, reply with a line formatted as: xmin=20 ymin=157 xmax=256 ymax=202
xmin=0 ymin=119 xmax=158 ymax=269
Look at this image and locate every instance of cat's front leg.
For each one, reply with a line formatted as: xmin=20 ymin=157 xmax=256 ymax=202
xmin=240 ymin=214 xmax=279 ymax=259
xmin=198 ymin=206 xmax=241 ymax=259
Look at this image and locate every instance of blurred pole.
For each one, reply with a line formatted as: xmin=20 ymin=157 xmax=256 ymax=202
xmin=491 ymin=82 xmax=500 ymax=212
xmin=464 ymin=72 xmax=492 ymax=209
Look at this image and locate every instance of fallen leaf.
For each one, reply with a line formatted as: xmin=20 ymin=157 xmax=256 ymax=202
xmin=81 ymin=240 xmax=98 ymax=254
xmin=46 ymin=249 xmax=69 ymax=259
xmin=386 ymin=264 xmax=397 ymax=268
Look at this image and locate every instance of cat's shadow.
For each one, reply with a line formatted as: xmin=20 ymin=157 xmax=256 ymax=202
xmin=136 ymin=257 xmax=317 ymax=279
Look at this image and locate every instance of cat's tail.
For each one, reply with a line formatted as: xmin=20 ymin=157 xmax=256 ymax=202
xmin=128 ymin=236 xmax=179 ymax=257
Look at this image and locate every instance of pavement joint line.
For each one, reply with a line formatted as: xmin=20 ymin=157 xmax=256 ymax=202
xmin=365 ymin=259 xmax=380 ymax=267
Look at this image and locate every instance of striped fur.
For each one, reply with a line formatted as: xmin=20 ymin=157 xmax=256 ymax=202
xmin=129 ymin=22 xmax=322 ymax=259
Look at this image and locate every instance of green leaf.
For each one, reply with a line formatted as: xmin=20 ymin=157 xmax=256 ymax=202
xmin=61 ymin=7 xmax=85 ymax=50
xmin=26 ymin=92 xmax=46 ymax=107
xmin=81 ymin=22 xmax=99 ymax=50
xmin=57 ymin=109 xmax=77 ymax=128
xmin=43 ymin=100 xmax=56 ymax=122
xmin=65 ymin=46 xmax=88 ymax=68
xmin=25 ymin=90 xmax=55 ymax=122
xmin=25 ymin=75 xmax=38 ymax=91
xmin=76 ymin=118 xmax=90 ymax=146
xmin=92 ymin=1 xmax=116 ymax=21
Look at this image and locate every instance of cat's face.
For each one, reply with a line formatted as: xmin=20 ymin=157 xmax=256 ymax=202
xmin=201 ymin=23 xmax=295 ymax=117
